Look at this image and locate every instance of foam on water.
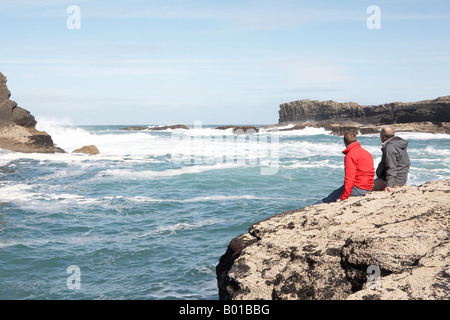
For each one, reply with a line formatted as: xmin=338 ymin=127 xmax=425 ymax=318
xmin=363 ymin=131 xmax=450 ymax=140
xmin=0 ymin=183 xmax=37 ymax=202
xmin=269 ymin=126 xmax=332 ymax=136
xmin=129 ymin=194 xmax=291 ymax=203
xmin=280 ymin=159 xmax=342 ymax=170
xmin=97 ymin=163 xmax=245 ymax=180
xmin=155 ymin=218 xmax=229 ymax=235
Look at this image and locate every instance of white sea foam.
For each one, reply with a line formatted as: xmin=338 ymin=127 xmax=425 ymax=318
xmin=129 ymin=194 xmax=289 ymax=203
xmin=0 ymin=233 xmax=108 ymax=249
xmin=0 ymin=183 xmax=37 ymax=202
xmin=395 ymin=132 xmax=450 ymax=140
xmin=278 ymin=140 xmax=343 ymax=157
xmin=424 ymin=146 xmax=450 ymax=157
xmin=271 ymin=126 xmax=332 ymax=136
xmin=0 ymin=216 xmax=228 ymax=249
xmin=280 ymin=160 xmax=342 ymax=170
xmin=155 ymin=218 xmax=228 ymax=235
xmin=97 ymin=163 xmax=246 ymax=180
xmin=0 ymin=149 xmax=14 ymax=167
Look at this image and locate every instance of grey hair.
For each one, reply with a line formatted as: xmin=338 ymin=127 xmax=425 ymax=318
xmin=380 ymin=126 xmax=395 ymax=139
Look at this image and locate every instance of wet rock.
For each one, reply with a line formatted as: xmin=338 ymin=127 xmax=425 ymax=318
xmin=72 ymin=145 xmax=100 ymax=155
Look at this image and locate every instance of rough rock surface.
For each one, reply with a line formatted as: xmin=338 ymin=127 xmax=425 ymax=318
xmin=216 ymin=179 xmax=450 ymax=300
xmin=72 ymin=145 xmax=100 ymax=155
xmin=0 ymin=72 xmax=64 ymax=153
xmin=279 ymin=96 xmax=450 ymax=124
xmin=276 ymin=97 xmax=450 ymax=135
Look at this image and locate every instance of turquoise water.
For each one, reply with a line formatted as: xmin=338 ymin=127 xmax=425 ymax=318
xmin=0 ymin=123 xmax=449 ymax=299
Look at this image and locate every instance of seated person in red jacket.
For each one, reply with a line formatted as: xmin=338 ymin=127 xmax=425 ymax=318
xmin=315 ymin=132 xmax=374 ymax=204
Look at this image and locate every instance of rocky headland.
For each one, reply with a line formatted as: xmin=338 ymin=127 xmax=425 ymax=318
xmin=216 ymin=179 xmax=450 ymax=300
xmin=121 ymin=96 xmax=450 ymax=136
xmin=0 ymin=72 xmax=64 ymax=153
xmin=273 ymin=96 xmax=450 ymax=135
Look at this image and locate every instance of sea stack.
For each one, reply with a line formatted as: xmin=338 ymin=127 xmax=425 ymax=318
xmin=0 ymin=72 xmax=64 ymax=153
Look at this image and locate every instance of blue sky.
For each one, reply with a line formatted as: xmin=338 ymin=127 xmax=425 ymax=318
xmin=0 ymin=0 xmax=449 ymax=125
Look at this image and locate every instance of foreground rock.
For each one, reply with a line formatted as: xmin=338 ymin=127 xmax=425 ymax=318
xmin=0 ymin=72 xmax=64 ymax=153
xmin=216 ymin=179 xmax=450 ymax=300
xmin=276 ymin=96 xmax=450 ymax=135
xmin=72 ymin=145 xmax=100 ymax=155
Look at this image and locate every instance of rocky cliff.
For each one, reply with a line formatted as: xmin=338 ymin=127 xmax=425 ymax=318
xmin=277 ymin=96 xmax=450 ymax=135
xmin=216 ymin=179 xmax=450 ymax=300
xmin=0 ymin=72 xmax=64 ymax=153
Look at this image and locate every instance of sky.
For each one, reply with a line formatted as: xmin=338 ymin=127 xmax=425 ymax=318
xmin=0 ymin=0 xmax=449 ymax=125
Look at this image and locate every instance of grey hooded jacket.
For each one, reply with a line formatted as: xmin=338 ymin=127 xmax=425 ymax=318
xmin=376 ymin=136 xmax=411 ymax=187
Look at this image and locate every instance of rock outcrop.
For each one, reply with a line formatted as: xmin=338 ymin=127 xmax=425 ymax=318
xmin=0 ymin=72 xmax=64 ymax=153
xmin=277 ymin=96 xmax=450 ymax=135
xmin=279 ymin=96 xmax=450 ymax=124
xmin=216 ymin=126 xmax=260 ymax=134
xmin=72 ymin=145 xmax=100 ymax=155
xmin=266 ymin=121 xmax=450 ymax=136
xmin=121 ymin=125 xmax=190 ymax=131
xmin=216 ymin=179 xmax=450 ymax=300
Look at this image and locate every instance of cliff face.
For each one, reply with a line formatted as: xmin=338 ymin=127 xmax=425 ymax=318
xmin=0 ymin=72 xmax=64 ymax=153
xmin=216 ymin=179 xmax=450 ymax=300
xmin=278 ymin=97 xmax=450 ymax=134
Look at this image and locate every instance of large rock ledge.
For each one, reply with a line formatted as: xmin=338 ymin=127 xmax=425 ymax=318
xmin=279 ymin=96 xmax=450 ymax=124
xmin=276 ymin=96 xmax=450 ymax=135
xmin=216 ymin=179 xmax=450 ymax=300
xmin=0 ymin=72 xmax=64 ymax=153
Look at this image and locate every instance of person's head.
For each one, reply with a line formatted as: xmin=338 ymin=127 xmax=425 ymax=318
xmin=380 ymin=126 xmax=395 ymax=143
xmin=343 ymin=132 xmax=358 ymax=147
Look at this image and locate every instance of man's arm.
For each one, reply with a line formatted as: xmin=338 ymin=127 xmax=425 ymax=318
xmin=340 ymin=155 xmax=356 ymax=201
xmin=375 ymin=155 xmax=384 ymax=179
xmin=384 ymin=148 xmax=398 ymax=187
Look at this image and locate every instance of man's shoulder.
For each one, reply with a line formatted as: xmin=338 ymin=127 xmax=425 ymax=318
xmin=360 ymin=147 xmax=374 ymax=159
xmin=382 ymin=140 xmax=397 ymax=151
xmin=348 ymin=144 xmax=373 ymax=159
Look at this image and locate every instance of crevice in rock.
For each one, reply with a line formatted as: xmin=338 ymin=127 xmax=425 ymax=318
xmin=339 ymin=238 xmax=393 ymax=294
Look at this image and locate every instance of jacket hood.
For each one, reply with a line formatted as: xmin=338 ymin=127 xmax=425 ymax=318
xmin=383 ymin=136 xmax=409 ymax=149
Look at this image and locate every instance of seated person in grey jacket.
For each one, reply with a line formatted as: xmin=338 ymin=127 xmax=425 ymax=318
xmin=373 ymin=126 xmax=411 ymax=192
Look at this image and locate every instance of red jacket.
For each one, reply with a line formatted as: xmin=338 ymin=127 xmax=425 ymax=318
xmin=340 ymin=142 xmax=374 ymax=200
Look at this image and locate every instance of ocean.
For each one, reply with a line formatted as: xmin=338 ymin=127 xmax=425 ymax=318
xmin=0 ymin=120 xmax=449 ymax=300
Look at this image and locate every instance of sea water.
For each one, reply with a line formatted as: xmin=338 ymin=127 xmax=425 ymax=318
xmin=0 ymin=121 xmax=449 ymax=300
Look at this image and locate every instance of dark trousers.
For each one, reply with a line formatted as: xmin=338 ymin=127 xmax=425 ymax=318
xmin=314 ymin=185 xmax=370 ymax=204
